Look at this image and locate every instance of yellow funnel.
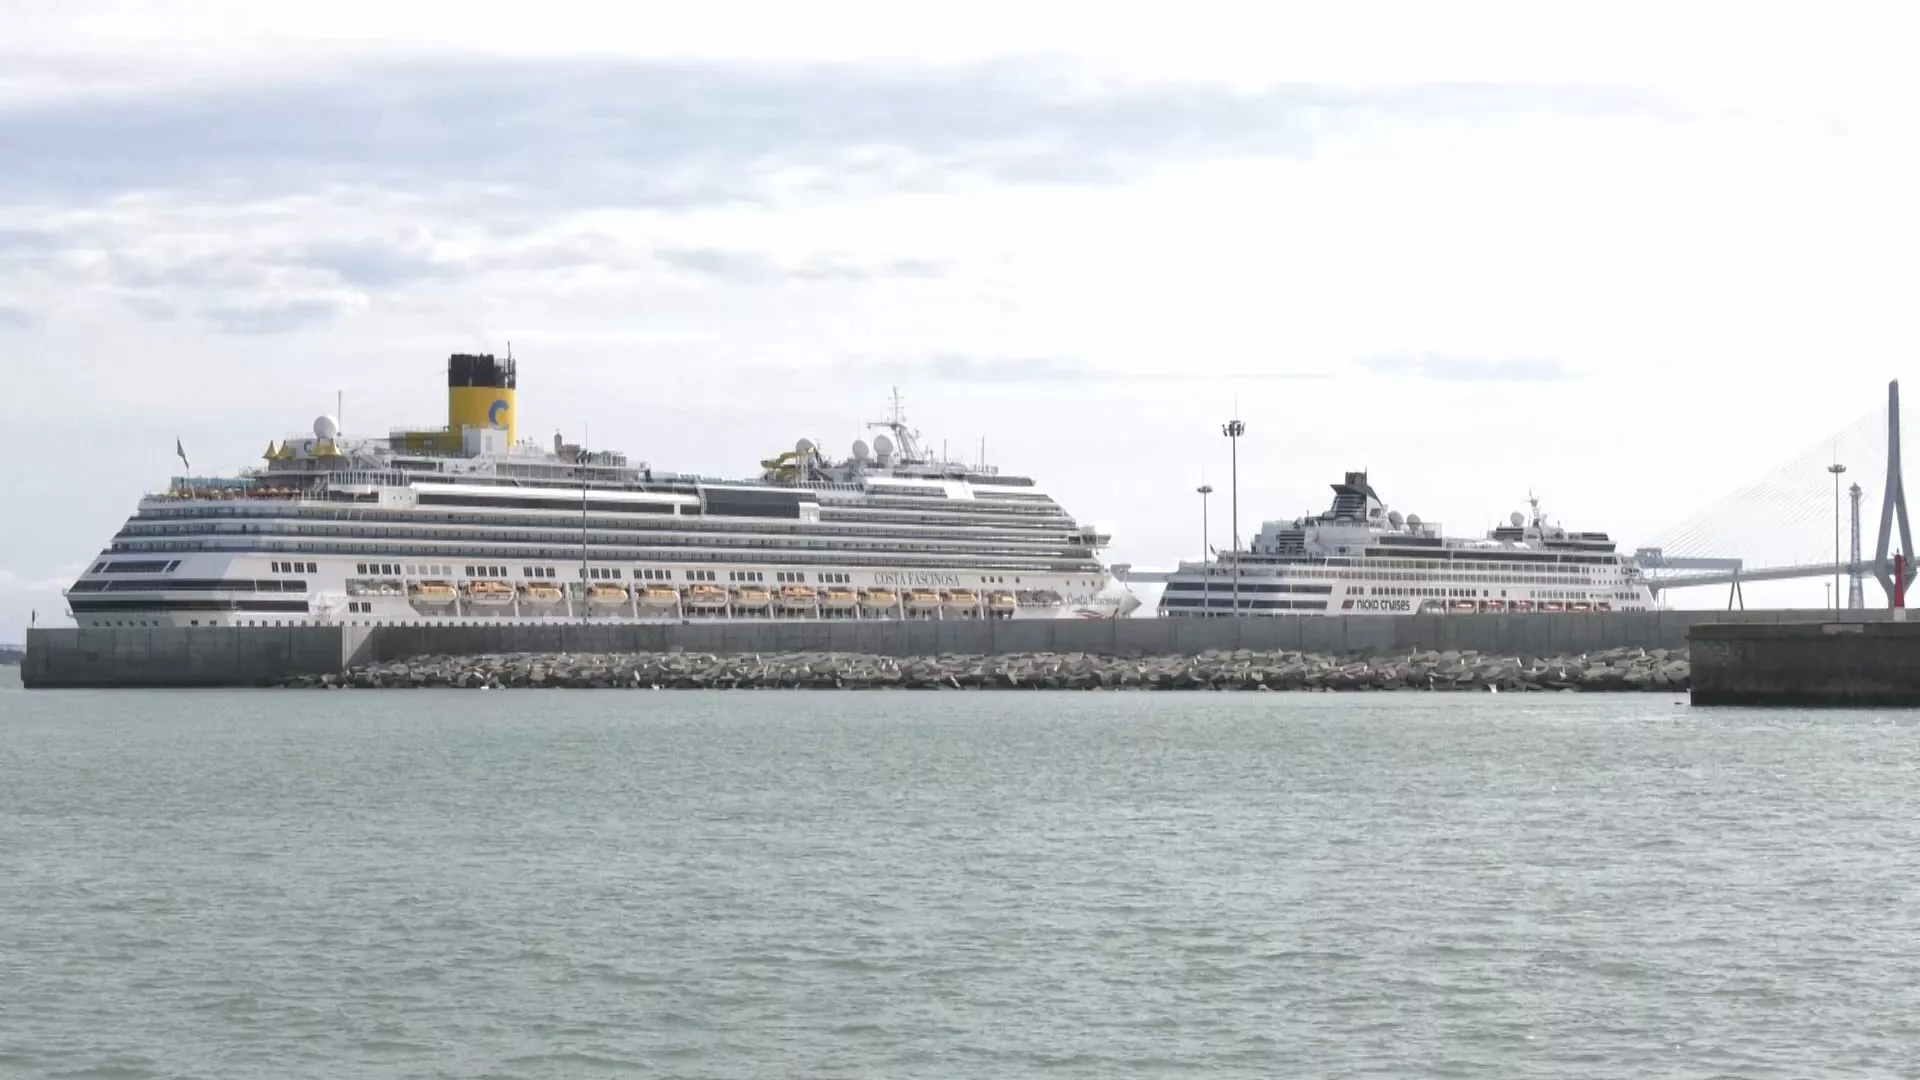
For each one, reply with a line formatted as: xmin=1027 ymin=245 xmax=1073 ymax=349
xmin=446 ymin=352 xmax=518 ymax=446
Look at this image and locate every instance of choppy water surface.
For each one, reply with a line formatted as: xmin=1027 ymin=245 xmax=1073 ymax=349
xmin=4 ymin=674 xmax=1920 ymax=1077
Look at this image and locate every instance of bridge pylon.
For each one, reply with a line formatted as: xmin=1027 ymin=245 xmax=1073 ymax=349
xmin=1873 ymin=380 xmax=1918 ymax=605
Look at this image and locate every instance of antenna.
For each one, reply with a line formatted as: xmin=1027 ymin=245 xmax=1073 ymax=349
xmin=866 ymin=386 xmax=925 ymax=462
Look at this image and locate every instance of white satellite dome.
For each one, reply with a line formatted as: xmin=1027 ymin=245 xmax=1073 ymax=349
xmin=1406 ymin=514 xmax=1422 ymax=527
xmin=1388 ymin=510 xmax=1405 ymax=527
xmin=851 ymin=439 xmax=871 ymax=460
xmin=1511 ymin=511 xmax=1525 ymax=527
xmin=313 ymin=415 xmax=339 ymax=439
xmin=873 ymin=433 xmax=896 ymax=458
xmin=795 ymin=438 xmax=816 ymax=455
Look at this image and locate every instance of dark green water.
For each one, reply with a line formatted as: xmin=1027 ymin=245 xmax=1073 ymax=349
xmin=4 ymin=673 xmax=1918 ymax=1077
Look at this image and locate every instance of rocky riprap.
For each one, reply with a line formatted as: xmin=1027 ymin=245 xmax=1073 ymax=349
xmin=287 ymin=646 xmax=1689 ymax=692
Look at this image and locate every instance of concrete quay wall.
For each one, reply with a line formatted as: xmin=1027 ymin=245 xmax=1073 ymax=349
xmin=1690 ymin=620 xmax=1920 ymax=706
xmin=21 ymin=627 xmax=348 ymax=688
xmin=338 ymin=609 xmax=1890 ymax=666
xmin=23 ymin=610 xmax=1892 ymax=688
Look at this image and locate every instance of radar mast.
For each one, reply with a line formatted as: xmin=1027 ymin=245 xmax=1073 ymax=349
xmin=866 ymin=386 xmax=928 ymax=463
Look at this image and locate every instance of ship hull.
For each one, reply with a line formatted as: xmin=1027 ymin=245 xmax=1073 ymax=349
xmin=66 ymin=550 xmax=1140 ymax=628
xmin=1150 ymin=564 xmax=1653 ymax=618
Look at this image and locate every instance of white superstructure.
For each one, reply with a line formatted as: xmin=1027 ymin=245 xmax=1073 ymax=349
xmin=1140 ymin=471 xmax=1654 ymax=616
xmin=65 ymin=353 xmax=1139 ymax=628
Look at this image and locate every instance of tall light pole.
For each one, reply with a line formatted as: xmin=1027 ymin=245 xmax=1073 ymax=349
xmin=1829 ymin=460 xmax=1847 ymax=611
xmin=1222 ymin=419 xmax=1245 ymax=616
xmin=1850 ymin=482 xmax=1865 ymax=609
xmin=581 ymin=431 xmax=592 ymax=626
xmin=1197 ymin=483 xmax=1213 ymax=617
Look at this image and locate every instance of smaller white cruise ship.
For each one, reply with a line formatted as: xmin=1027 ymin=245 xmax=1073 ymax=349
xmin=1133 ymin=471 xmax=1655 ymax=616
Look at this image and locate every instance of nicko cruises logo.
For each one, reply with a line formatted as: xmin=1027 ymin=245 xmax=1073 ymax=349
xmin=1342 ymin=598 xmax=1412 ymax=612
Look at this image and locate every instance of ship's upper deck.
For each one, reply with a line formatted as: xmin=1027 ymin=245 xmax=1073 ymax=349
xmin=1239 ymin=472 xmax=1621 ymax=562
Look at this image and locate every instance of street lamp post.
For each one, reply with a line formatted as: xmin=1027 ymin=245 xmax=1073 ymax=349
xmin=1197 ymin=483 xmax=1213 ymax=617
xmin=1829 ymin=461 xmax=1847 ymax=611
xmin=1222 ymin=419 xmax=1245 ymax=616
xmin=581 ymin=438 xmax=591 ymax=625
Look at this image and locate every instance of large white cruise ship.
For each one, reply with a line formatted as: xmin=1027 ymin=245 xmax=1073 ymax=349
xmin=65 ymin=353 xmax=1140 ymax=628
xmin=1132 ymin=471 xmax=1655 ymax=616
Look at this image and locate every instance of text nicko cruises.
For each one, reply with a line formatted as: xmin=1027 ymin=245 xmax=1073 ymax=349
xmin=66 ymin=353 xmax=1140 ymax=628
xmin=1150 ymin=471 xmax=1655 ymax=617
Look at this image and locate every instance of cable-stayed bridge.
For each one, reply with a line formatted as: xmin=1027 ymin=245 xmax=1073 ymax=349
xmin=1636 ymin=381 xmax=1916 ymax=607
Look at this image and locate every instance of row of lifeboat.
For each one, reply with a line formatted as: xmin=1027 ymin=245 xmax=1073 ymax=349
xmin=1422 ymin=599 xmax=1612 ymax=614
xmin=408 ymin=581 xmax=1030 ymax=614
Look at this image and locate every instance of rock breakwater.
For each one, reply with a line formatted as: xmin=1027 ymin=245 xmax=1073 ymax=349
xmin=289 ymin=646 xmax=1689 ymax=692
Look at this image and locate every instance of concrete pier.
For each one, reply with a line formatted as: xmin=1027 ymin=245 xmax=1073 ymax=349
xmin=21 ymin=610 xmax=1905 ymax=689
xmin=22 ymin=627 xmax=349 ymax=688
xmin=1690 ymin=620 xmax=1920 ymax=706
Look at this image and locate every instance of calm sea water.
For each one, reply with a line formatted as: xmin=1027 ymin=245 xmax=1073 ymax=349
xmin=4 ymin=669 xmax=1919 ymax=1077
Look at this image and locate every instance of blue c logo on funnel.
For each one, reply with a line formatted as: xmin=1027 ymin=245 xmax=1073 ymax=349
xmin=488 ymin=399 xmax=509 ymax=427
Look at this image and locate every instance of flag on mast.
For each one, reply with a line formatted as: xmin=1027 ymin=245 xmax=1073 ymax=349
xmin=175 ymin=437 xmax=190 ymax=472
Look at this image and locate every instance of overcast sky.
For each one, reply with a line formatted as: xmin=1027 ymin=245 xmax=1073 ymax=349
xmin=7 ymin=0 xmax=1920 ymax=634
